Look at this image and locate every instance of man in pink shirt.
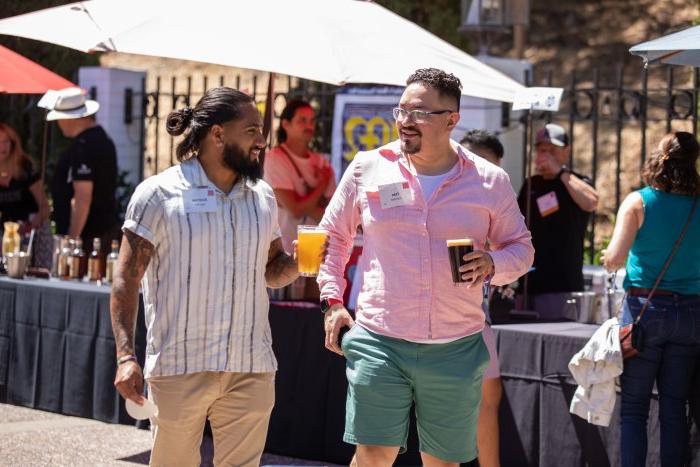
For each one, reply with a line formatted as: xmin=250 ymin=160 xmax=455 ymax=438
xmin=318 ymin=68 xmax=533 ymax=467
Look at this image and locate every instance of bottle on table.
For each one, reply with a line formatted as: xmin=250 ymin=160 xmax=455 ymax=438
xmin=2 ymin=221 xmax=21 ymax=256
xmin=69 ymin=239 xmax=86 ymax=280
xmin=51 ymin=235 xmax=62 ymax=277
xmin=57 ymin=236 xmax=71 ymax=279
xmin=87 ymin=238 xmax=102 ymax=282
xmin=105 ymin=240 xmax=119 ymax=283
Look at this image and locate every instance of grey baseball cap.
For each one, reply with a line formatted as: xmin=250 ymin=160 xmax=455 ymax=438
xmin=536 ymin=123 xmax=569 ymax=147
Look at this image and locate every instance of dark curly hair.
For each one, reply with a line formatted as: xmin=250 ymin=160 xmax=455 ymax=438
xmin=166 ymin=87 xmax=254 ymax=162
xmin=406 ymin=68 xmax=462 ymax=110
xmin=642 ymin=131 xmax=700 ymax=196
xmin=460 ymin=129 xmax=504 ymax=159
xmin=276 ymin=99 xmax=312 ymax=144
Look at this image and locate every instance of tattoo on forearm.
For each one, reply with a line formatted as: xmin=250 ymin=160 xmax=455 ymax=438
xmin=110 ymin=231 xmax=154 ymax=357
xmin=266 ymin=239 xmax=299 ymax=288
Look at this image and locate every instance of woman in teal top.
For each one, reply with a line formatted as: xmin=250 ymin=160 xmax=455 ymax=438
xmin=603 ymin=131 xmax=700 ymax=467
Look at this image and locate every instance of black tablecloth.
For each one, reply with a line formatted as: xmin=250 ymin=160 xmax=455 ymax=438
xmin=3 ymin=278 xmax=700 ymax=466
xmin=0 ymin=277 xmax=146 ymax=423
xmin=494 ymin=322 xmax=700 ymax=467
xmin=266 ymin=302 xmax=425 ymax=466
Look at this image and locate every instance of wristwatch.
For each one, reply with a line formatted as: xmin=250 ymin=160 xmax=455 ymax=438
xmin=320 ymin=298 xmax=342 ymax=314
xmin=557 ymin=164 xmax=572 ymax=180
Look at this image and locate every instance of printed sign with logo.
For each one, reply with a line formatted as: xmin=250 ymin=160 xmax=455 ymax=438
xmin=331 ymin=91 xmax=402 ymax=179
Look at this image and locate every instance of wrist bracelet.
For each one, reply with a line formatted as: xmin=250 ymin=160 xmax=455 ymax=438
xmin=117 ymin=354 xmax=137 ymax=366
xmin=558 ymin=165 xmax=572 ymax=180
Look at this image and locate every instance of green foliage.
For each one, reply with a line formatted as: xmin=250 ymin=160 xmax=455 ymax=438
xmin=115 ymin=170 xmax=136 ymax=224
xmin=584 ymin=213 xmax=616 ymax=265
xmin=374 ymin=1 xmax=472 ymax=52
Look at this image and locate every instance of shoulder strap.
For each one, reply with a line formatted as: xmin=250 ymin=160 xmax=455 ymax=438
xmin=278 ymin=145 xmax=305 ymax=181
xmin=634 ymin=197 xmax=698 ymax=324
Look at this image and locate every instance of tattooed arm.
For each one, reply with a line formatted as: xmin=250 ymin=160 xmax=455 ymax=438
xmin=110 ymin=229 xmax=154 ymax=404
xmin=266 ymin=237 xmax=299 ymax=288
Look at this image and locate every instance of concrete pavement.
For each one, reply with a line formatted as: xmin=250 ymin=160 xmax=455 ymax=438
xmin=0 ymin=403 xmax=341 ymax=466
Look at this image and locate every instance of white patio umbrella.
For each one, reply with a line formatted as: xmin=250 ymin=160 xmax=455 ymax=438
xmin=0 ymin=0 xmax=557 ymax=105
xmin=630 ymin=24 xmax=700 ymax=67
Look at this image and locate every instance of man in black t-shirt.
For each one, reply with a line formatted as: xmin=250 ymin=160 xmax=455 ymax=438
xmin=43 ymin=88 xmax=119 ymax=252
xmin=517 ymin=124 xmax=599 ymax=312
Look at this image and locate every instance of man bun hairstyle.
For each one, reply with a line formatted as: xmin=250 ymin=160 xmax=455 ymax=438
xmin=277 ymin=99 xmax=312 ymax=144
xmin=406 ymin=68 xmax=462 ymax=110
xmin=166 ymin=87 xmax=255 ymax=162
xmin=166 ymin=107 xmax=194 ymax=137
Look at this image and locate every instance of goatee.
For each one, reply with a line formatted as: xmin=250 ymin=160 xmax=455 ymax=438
xmin=222 ymin=142 xmax=263 ymax=184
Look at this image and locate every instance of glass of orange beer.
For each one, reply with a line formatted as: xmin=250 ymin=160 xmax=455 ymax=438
xmin=297 ymin=225 xmax=328 ymax=277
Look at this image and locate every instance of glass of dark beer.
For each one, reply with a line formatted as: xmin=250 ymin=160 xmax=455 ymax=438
xmin=447 ymin=238 xmax=474 ymax=286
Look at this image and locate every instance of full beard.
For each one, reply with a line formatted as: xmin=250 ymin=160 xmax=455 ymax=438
xmin=222 ymin=142 xmax=263 ymax=184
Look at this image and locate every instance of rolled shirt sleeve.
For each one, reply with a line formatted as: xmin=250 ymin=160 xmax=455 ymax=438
xmin=122 ymin=178 xmax=164 ymax=246
xmin=488 ymin=171 xmax=535 ymax=286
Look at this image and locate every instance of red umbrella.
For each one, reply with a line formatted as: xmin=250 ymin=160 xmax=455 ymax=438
xmin=0 ymin=44 xmax=74 ymax=94
xmin=0 ymin=44 xmax=76 ymax=181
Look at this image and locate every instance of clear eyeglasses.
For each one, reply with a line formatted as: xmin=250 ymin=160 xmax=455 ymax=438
xmin=392 ymin=107 xmax=455 ymax=124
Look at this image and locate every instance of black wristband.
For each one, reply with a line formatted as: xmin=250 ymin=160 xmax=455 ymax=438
xmin=557 ymin=165 xmax=572 ymax=180
xmin=320 ymin=298 xmax=342 ymax=314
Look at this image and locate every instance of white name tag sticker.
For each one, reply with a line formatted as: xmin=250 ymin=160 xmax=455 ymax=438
xmin=183 ymin=188 xmax=217 ymax=213
xmin=536 ymin=191 xmax=559 ymax=217
xmin=378 ymin=182 xmax=412 ymax=209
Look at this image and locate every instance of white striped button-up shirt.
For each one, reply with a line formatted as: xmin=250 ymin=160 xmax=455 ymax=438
xmin=123 ymin=158 xmax=280 ymax=378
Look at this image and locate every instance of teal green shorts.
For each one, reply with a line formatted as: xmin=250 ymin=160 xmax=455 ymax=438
xmin=341 ymin=325 xmax=489 ymax=463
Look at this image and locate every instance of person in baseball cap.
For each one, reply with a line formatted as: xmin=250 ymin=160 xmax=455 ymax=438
xmin=516 ymin=123 xmax=599 ymax=316
xmin=40 ymin=87 xmax=120 ymax=259
xmin=535 ymin=123 xmax=569 ymax=147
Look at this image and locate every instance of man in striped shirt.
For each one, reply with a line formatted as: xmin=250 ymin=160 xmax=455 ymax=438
xmin=110 ymin=88 xmax=299 ymax=467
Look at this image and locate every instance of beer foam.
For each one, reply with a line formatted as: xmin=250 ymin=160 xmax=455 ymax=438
xmin=446 ymin=238 xmax=473 ymax=247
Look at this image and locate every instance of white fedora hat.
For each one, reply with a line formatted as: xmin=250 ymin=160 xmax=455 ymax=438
xmin=39 ymin=87 xmax=99 ymax=121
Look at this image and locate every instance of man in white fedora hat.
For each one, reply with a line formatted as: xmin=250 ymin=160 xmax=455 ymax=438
xmin=42 ymin=87 xmax=120 ymax=258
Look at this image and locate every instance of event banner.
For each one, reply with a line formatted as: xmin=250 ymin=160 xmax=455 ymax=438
xmin=331 ymin=89 xmax=402 ymax=178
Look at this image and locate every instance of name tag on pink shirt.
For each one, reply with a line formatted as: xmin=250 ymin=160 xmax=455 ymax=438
xmin=378 ymin=182 xmax=411 ymax=209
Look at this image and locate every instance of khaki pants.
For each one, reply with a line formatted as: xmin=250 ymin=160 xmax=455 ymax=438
xmin=147 ymin=371 xmax=275 ymax=467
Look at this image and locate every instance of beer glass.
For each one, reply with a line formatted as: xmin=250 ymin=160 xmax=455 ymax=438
xmin=297 ymin=225 xmax=328 ymax=277
xmin=447 ymin=238 xmax=474 ymax=286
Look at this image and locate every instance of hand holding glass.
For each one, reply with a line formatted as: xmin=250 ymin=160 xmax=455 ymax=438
xmin=447 ymin=238 xmax=474 ymax=286
xmin=297 ymin=225 xmax=328 ymax=277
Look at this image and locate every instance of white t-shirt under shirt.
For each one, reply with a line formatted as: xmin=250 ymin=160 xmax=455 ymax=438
xmin=410 ymin=161 xmax=462 ymax=344
xmin=263 ymin=144 xmax=336 ymax=252
xmin=414 ymin=162 xmax=459 ymax=202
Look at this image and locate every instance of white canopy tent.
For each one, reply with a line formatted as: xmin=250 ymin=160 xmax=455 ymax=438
xmin=0 ymin=0 xmax=560 ymax=106
xmin=630 ymin=24 xmax=700 ymax=67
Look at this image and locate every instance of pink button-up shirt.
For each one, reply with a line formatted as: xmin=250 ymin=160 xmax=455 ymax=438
xmin=318 ymin=140 xmax=534 ymax=341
